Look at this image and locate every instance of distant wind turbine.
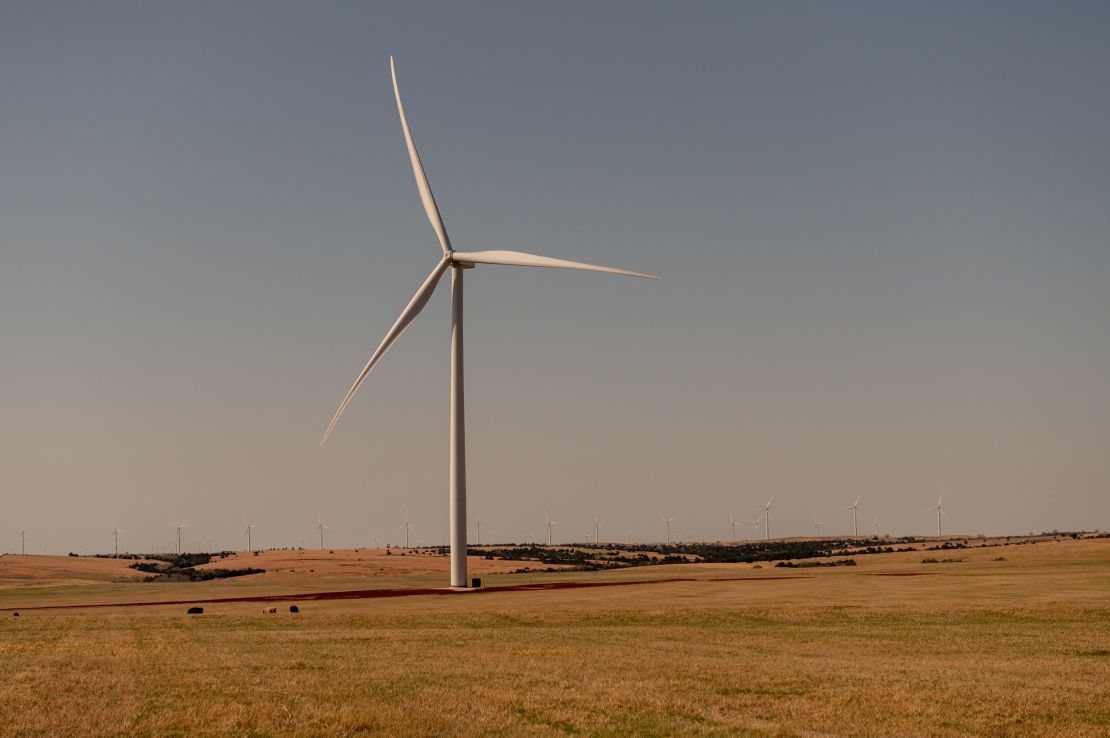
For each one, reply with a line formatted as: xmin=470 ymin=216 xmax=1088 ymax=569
xmin=753 ymin=497 xmax=775 ymax=540
xmin=627 ymin=529 xmax=633 ymax=546
xmin=660 ymin=515 xmax=674 ymax=544
xmin=112 ymin=526 xmax=123 ymax=556
xmin=845 ymin=495 xmax=862 ymax=537
xmin=747 ymin=518 xmax=761 ymax=539
xmin=400 ymin=510 xmax=413 ymax=548
xmin=545 ymin=511 xmax=558 ymax=546
xmin=174 ymin=522 xmax=187 ymax=555
xmin=593 ymin=514 xmax=600 ymax=545
xmin=729 ymin=512 xmax=739 ymax=542
xmin=244 ymin=523 xmax=256 ymax=552
xmin=924 ymin=495 xmax=947 ymax=536
xmin=20 ymin=527 xmax=26 ymax=556
xmin=871 ymin=514 xmax=884 ymax=538
xmin=317 ymin=57 xmax=658 ymax=588
xmin=317 ymin=515 xmax=329 ymax=549
xmin=812 ymin=514 xmax=823 ymax=537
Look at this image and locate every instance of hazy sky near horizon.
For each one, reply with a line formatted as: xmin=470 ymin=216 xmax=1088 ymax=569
xmin=2 ymin=1 xmax=1109 ymax=553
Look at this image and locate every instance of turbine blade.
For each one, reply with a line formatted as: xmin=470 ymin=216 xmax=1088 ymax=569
xmin=321 ymin=257 xmax=449 ymax=445
xmin=451 ymin=250 xmax=659 ymax=280
xmin=391 ymin=57 xmax=451 ymax=254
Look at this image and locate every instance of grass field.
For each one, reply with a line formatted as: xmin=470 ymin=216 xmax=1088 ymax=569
xmin=2 ymin=538 xmax=1108 ymax=737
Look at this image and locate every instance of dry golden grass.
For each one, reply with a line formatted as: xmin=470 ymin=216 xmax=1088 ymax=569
xmin=0 ymin=554 xmax=151 ymax=589
xmin=1 ymin=538 xmax=1108 ymax=737
xmin=199 ymin=546 xmax=571 ymax=580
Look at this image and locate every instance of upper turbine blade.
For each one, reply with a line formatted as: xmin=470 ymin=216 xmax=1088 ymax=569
xmin=391 ymin=57 xmax=451 ymax=254
xmin=321 ymin=257 xmax=450 ymax=445
xmin=451 ymin=250 xmax=660 ymax=280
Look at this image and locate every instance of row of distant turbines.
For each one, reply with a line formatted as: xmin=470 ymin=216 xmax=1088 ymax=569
xmin=10 ymin=495 xmax=951 ymax=555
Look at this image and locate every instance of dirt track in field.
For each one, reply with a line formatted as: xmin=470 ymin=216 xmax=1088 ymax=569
xmin=1 ymin=575 xmax=814 ymax=612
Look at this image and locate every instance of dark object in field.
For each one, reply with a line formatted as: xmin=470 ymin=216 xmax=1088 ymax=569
xmin=776 ymin=559 xmax=857 ymax=568
xmin=262 ymin=606 xmax=277 ymax=614
xmin=187 ymin=607 xmax=203 ymax=615
xmin=289 ymin=605 xmax=299 ymax=613
xmin=12 ymin=612 xmax=18 ymax=617
xmin=471 ymin=577 xmax=481 ymax=588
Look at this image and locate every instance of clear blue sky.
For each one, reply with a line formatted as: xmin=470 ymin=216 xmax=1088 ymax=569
xmin=2 ymin=1 xmax=1108 ymax=552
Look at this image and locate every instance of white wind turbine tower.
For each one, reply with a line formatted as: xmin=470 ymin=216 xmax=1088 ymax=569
xmin=317 ymin=515 xmax=328 ymax=549
xmin=19 ymin=527 xmax=26 ymax=555
xmin=400 ymin=510 xmax=413 ymax=548
xmin=812 ymin=514 xmax=823 ymax=537
xmin=871 ymin=514 xmax=884 ymax=538
xmin=208 ymin=536 xmax=213 ymax=555
xmin=582 ymin=529 xmax=592 ymax=544
xmin=753 ymin=497 xmax=774 ymax=540
xmin=112 ymin=526 xmax=123 ymax=556
xmin=729 ymin=512 xmax=739 ymax=542
xmin=474 ymin=514 xmax=481 ymax=546
xmin=545 ymin=511 xmax=558 ymax=546
xmin=318 ymin=58 xmax=658 ymax=588
xmin=660 ymin=515 xmax=674 ymax=544
xmin=593 ymin=514 xmax=601 ymax=545
xmin=627 ymin=529 xmax=633 ymax=546
xmin=174 ymin=523 xmax=187 ymax=555
xmin=845 ymin=495 xmax=862 ymax=537
xmin=747 ymin=519 xmax=761 ymax=539
xmin=244 ymin=523 xmax=256 ymax=552
xmin=924 ymin=495 xmax=947 ymax=537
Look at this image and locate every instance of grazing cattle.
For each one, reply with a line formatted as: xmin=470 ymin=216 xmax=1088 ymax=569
xmin=187 ymin=607 xmax=203 ymax=615
xmin=262 ymin=606 xmax=277 ymax=614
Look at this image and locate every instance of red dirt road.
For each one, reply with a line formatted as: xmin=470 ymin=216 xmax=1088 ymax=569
xmin=1 ymin=575 xmax=812 ymax=612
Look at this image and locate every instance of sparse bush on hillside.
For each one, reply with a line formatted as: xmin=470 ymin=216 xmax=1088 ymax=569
xmin=776 ymin=559 xmax=857 ymax=568
xmin=129 ymin=553 xmax=264 ymax=582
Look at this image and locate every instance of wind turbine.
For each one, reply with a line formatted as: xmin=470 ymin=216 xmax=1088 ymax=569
xmin=174 ymin=522 xmax=187 ymax=555
xmin=871 ymin=514 xmax=884 ymax=538
xmin=660 ymin=515 xmax=674 ymax=544
xmin=400 ymin=510 xmax=413 ymax=548
xmin=845 ymin=495 xmax=862 ymax=537
xmin=317 ymin=515 xmax=328 ymax=549
xmin=318 ymin=58 xmax=658 ymax=588
xmin=627 ymin=529 xmax=633 ymax=546
xmin=208 ymin=536 xmax=213 ymax=554
xmin=19 ymin=527 xmax=26 ymax=555
xmin=924 ymin=495 xmax=947 ymax=537
xmin=582 ymin=530 xmax=592 ymax=544
xmin=753 ymin=497 xmax=774 ymax=540
xmin=747 ymin=518 xmax=761 ymax=539
xmin=812 ymin=514 xmax=823 ymax=537
xmin=474 ymin=514 xmax=481 ymax=546
xmin=593 ymin=514 xmax=600 ymax=545
xmin=545 ymin=511 xmax=558 ymax=546
xmin=244 ymin=523 xmax=256 ymax=552
xmin=112 ymin=526 xmax=123 ymax=556
xmin=729 ymin=512 xmax=739 ymax=543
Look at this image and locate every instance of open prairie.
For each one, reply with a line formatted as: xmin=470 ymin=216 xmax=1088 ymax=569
xmin=2 ymin=537 xmax=1108 ymax=737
